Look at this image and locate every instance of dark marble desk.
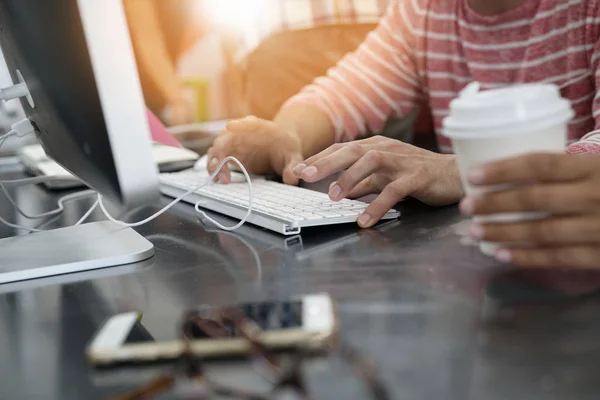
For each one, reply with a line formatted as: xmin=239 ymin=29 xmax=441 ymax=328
xmin=1 ymin=162 xmax=600 ymax=400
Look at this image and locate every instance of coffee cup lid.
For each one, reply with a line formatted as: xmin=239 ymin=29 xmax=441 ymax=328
xmin=442 ymin=82 xmax=574 ymax=139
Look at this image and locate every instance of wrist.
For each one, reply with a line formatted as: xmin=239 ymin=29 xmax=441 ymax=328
xmin=274 ymin=103 xmax=335 ymax=157
xmin=272 ymin=118 xmax=304 ymax=154
xmin=444 ymin=154 xmax=465 ymax=201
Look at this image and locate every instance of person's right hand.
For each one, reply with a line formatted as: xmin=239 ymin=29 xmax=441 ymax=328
xmin=207 ymin=116 xmax=304 ymax=185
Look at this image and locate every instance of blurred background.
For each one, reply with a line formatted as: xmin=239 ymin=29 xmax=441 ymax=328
xmin=0 ymin=0 xmax=433 ymax=154
xmin=124 ymin=0 xmax=391 ymax=123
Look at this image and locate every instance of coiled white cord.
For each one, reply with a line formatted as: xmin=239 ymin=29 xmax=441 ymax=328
xmin=0 ymin=117 xmax=254 ymax=233
xmin=96 ymin=156 xmax=253 ymax=231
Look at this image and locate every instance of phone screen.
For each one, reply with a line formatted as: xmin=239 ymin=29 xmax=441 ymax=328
xmin=123 ymin=300 xmax=304 ymax=344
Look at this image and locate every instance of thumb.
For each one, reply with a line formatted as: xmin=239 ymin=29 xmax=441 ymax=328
xmin=282 ymin=152 xmax=304 ymax=185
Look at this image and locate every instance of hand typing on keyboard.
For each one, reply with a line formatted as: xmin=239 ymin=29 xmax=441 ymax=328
xmin=160 ymin=169 xmax=400 ymax=235
xmin=206 ymin=116 xmax=304 ymax=186
xmin=176 ymin=115 xmax=401 ymax=234
xmin=293 ymin=136 xmax=462 ymax=228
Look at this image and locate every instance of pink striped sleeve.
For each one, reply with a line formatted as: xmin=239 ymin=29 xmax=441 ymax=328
xmin=282 ymin=0 xmax=422 ymax=142
xmin=568 ymin=36 xmax=600 ymax=155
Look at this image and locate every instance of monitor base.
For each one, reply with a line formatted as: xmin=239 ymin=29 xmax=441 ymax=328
xmin=0 ymin=221 xmax=154 ymax=284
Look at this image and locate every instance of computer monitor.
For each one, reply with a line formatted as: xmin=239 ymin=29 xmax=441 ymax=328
xmin=0 ymin=0 xmax=159 ymax=283
xmin=0 ymin=0 xmax=158 ymax=208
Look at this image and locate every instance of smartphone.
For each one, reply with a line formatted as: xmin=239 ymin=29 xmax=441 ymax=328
xmin=86 ymin=294 xmax=338 ymax=366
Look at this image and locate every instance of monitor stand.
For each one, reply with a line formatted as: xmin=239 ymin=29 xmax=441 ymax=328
xmin=0 ymin=221 xmax=154 ymax=284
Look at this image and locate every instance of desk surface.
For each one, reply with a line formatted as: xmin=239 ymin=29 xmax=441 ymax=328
xmin=1 ymin=164 xmax=600 ymax=400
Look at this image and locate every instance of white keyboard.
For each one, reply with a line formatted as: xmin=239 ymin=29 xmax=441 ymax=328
xmin=159 ymin=169 xmax=400 ymax=235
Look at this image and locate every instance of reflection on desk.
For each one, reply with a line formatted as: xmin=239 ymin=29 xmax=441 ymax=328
xmin=3 ymin=167 xmax=600 ymax=400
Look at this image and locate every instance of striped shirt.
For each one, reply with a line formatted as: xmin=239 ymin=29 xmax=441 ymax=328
xmin=230 ymin=0 xmax=392 ymax=59
xmin=284 ymin=0 xmax=600 ymax=154
xmin=262 ymin=0 xmax=392 ymax=31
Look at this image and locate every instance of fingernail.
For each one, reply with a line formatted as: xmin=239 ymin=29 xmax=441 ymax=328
xmin=468 ymin=168 xmax=485 ymax=185
xmin=329 ymin=184 xmax=342 ymax=200
xmin=460 ymin=197 xmax=475 ymax=215
xmin=469 ymin=223 xmax=484 ymax=239
xmin=302 ymin=166 xmax=318 ymax=179
xmin=293 ymin=163 xmax=307 ymax=175
xmin=496 ymin=249 xmax=512 ymax=264
xmin=209 ymin=158 xmax=218 ymax=169
xmin=358 ymin=213 xmax=372 ymax=228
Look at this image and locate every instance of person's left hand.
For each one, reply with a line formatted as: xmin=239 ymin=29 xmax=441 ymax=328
xmin=460 ymin=153 xmax=600 ymax=269
xmin=293 ymin=136 xmax=464 ymax=228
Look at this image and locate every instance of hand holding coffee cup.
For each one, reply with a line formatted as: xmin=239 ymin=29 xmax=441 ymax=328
xmin=443 ymin=82 xmax=574 ymax=257
xmin=459 ymin=153 xmax=600 ymax=268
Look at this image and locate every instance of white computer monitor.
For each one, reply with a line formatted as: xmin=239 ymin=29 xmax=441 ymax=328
xmin=0 ymin=0 xmax=159 ymax=208
xmin=0 ymin=0 xmax=159 ymax=283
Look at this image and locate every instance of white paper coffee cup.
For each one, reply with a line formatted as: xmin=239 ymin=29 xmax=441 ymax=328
xmin=443 ymin=82 xmax=574 ymax=257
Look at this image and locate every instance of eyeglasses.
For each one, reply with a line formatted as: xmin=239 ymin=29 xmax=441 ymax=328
xmin=112 ymin=307 xmax=391 ymax=400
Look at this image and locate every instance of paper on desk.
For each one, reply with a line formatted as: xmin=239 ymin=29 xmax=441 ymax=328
xmin=146 ymin=109 xmax=183 ymax=148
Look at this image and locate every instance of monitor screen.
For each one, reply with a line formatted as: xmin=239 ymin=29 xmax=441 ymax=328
xmin=0 ymin=0 xmax=158 ymax=208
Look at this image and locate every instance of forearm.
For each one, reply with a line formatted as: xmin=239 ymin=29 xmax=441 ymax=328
xmin=273 ymin=103 xmax=336 ymax=158
xmin=274 ymin=2 xmax=419 ymax=153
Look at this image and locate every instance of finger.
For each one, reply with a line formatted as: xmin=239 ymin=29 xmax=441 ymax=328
xmin=293 ymin=144 xmax=344 ymax=177
xmin=358 ymin=179 xmax=413 ymax=228
xmin=206 ymin=147 xmax=215 ymax=168
xmin=495 ymin=245 xmax=600 ymax=269
xmin=347 ymin=175 xmax=389 ymax=199
xmin=347 ymin=177 xmax=378 ymax=199
xmin=468 ymin=153 xmax=594 ymax=186
xmin=207 ymin=135 xmax=232 ymax=183
xmin=207 ymin=152 xmax=224 ymax=183
xmin=460 ymin=182 xmax=596 ymax=216
xmin=299 ymin=143 xmax=368 ymax=183
xmin=282 ymin=151 xmax=304 ymax=186
xmin=469 ymin=216 xmax=600 ymax=245
xmin=211 ymin=159 xmax=231 ymax=184
xmin=299 ymin=135 xmax=379 ymax=166
xmin=329 ymin=150 xmax=387 ymax=200
xmin=208 ymin=134 xmax=229 ymax=171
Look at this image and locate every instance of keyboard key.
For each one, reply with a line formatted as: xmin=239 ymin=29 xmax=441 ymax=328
xmin=315 ymin=211 xmax=342 ymax=218
xmin=339 ymin=210 xmax=361 ymax=217
xmin=299 ymin=212 xmax=320 ymax=219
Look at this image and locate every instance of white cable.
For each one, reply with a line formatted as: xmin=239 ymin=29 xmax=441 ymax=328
xmin=0 ymin=213 xmax=40 ymax=232
xmin=0 ymin=120 xmax=91 ymax=232
xmin=0 ymin=129 xmax=93 ymax=220
xmin=0 ymin=130 xmax=40 ymax=232
xmin=0 ymin=118 xmax=252 ymax=233
xmin=0 ymin=82 xmax=29 ymax=102
xmin=0 ymin=130 xmax=16 ymax=142
xmin=0 ymin=131 xmax=36 ymax=232
xmin=2 ymin=176 xmax=63 ymax=186
xmin=75 ymin=198 xmax=99 ymax=226
xmin=98 ymin=156 xmax=253 ymax=231
xmin=0 ymin=178 xmax=96 ymax=219
xmin=0 ymin=121 xmax=253 ymax=233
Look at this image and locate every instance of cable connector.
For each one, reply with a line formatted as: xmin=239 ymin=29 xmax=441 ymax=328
xmin=0 ymin=82 xmax=30 ymax=102
xmin=11 ymin=118 xmax=35 ymax=138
